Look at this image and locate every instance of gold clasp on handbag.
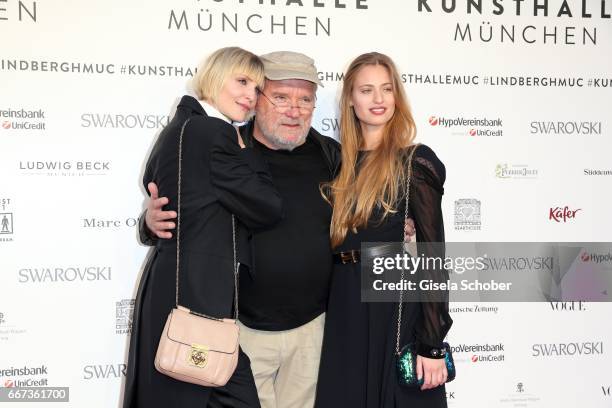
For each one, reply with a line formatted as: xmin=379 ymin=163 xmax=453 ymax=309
xmin=188 ymin=344 xmax=209 ymax=368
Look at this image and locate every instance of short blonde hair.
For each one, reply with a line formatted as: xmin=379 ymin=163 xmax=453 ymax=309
xmin=192 ymin=47 xmax=265 ymax=103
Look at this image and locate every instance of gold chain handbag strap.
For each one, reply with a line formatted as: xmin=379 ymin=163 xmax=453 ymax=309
xmin=175 ymin=117 xmax=239 ymax=320
xmin=395 ymin=143 xmax=420 ymax=355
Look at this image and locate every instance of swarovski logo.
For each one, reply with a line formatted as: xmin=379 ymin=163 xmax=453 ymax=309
xmin=531 ymin=341 xmax=604 ymax=357
xmin=80 ymin=113 xmax=169 ymax=129
xmin=18 ymin=267 xmax=112 ymax=283
xmin=83 ymin=364 xmax=126 ymax=380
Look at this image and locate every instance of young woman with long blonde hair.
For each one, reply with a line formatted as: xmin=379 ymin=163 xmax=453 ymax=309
xmin=315 ymin=52 xmax=452 ymax=408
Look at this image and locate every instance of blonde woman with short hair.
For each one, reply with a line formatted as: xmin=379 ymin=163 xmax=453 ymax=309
xmin=123 ymin=47 xmax=282 ymax=408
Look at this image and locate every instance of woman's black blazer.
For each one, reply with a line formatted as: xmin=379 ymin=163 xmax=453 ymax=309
xmin=142 ymin=95 xmax=282 ymax=318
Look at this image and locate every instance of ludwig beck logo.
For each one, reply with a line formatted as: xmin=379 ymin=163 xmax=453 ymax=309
xmin=549 ymin=206 xmax=581 ymax=223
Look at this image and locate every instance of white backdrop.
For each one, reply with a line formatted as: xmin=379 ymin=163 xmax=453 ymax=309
xmin=1 ymin=0 xmax=612 ymax=407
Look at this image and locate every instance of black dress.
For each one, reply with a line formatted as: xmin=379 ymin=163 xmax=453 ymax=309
xmin=123 ymin=96 xmax=282 ymax=408
xmin=315 ymin=145 xmax=452 ymax=408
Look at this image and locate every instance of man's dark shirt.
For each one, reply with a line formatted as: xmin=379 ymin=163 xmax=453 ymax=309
xmin=238 ymin=131 xmax=336 ymax=331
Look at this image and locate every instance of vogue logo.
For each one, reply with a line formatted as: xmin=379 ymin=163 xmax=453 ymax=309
xmin=81 ymin=113 xmax=169 ymax=129
xmin=18 ymin=267 xmax=112 ymax=283
xmin=549 ymin=301 xmax=586 ymax=311
xmin=82 ymin=363 xmax=126 ymax=380
xmin=549 ymin=206 xmax=581 ymax=223
xmin=530 ymin=121 xmax=602 ymax=135
xmin=532 ymin=341 xmax=603 ymax=357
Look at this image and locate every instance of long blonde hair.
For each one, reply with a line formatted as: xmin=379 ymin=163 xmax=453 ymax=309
xmin=327 ymin=52 xmax=416 ymax=248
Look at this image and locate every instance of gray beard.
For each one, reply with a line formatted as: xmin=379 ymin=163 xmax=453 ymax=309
xmin=264 ymin=131 xmax=308 ymax=151
xmin=256 ymin=120 xmax=309 ymax=151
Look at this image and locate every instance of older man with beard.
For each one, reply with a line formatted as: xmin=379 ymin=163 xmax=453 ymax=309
xmin=140 ymin=51 xmax=340 ymax=408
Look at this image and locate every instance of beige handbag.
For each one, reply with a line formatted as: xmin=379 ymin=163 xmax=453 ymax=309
xmin=154 ymin=118 xmax=240 ymax=387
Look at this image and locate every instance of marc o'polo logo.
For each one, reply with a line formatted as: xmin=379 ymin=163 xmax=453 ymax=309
xmin=82 ymin=363 xmax=126 ymax=380
xmin=82 ymin=217 xmax=139 ymax=229
xmin=18 ymin=266 xmax=112 ymax=283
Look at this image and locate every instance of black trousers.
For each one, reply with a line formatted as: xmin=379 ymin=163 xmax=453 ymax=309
xmin=134 ymin=349 xmax=260 ymax=408
xmin=123 ymin=249 xmax=260 ymax=408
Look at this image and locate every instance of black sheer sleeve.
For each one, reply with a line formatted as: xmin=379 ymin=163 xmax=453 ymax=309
xmin=409 ymin=144 xmax=453 ymax=358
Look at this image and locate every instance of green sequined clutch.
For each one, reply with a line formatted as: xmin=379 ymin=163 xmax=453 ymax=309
xmin=396 ymin=342 xmax=456 ymax=388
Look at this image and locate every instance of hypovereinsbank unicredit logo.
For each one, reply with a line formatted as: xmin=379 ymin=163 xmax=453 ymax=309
xmin=530 ymin=121 xmax=602 ymax=135
xmin=451 ymin=342 xmax=505 ymax=363
xmin=581 ymin=251 xmax=612 ymax=264
xmin=0 ymin=365 xmax=49 ymax=387
xmin=0 ymin=108 xmax=46 ymax=131
xmin=429 ymin=115 xmax=503 ymax=137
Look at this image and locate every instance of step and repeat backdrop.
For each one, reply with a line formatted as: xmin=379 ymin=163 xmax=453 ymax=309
xmin=1 ymin=0 xmax=611 ymax=407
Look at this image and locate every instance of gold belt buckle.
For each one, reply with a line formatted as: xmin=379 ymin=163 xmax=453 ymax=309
xmin=188 ymin=344 xmax=209 ymax=368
